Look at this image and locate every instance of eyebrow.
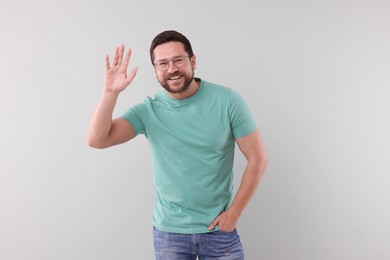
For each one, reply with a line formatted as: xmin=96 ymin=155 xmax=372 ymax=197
xmin=155 ymin=55 xmax=187 ymax=62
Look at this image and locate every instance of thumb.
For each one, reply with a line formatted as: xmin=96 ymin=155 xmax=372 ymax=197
xmin=125 ymin=67 xmax=138 ymax=85
xmin=208 ymin=215 xmax=221 ymax=230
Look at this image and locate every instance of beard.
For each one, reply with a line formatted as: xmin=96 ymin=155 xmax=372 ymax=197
xmin=158 ymin=69 xmax=194 ymax=94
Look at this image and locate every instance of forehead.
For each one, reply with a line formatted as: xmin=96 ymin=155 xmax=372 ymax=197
xmin=153 ymin=41 xmax=187 ymax=60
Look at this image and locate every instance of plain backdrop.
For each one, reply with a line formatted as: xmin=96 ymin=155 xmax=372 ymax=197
xmin=1 ymin=0 xmax=389 ymax=259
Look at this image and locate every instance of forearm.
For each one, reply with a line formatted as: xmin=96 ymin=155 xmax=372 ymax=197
xmin=228 ymin=156 xmax=268 ymax=217
xmin=208 ymin=155 xmax=268 ymax=232
xmin=87 ymin=90 xmax=120 ymax=147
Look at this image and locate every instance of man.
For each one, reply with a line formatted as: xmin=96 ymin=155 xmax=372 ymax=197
xmin=87 ymin=30 xmax=268 ymax=259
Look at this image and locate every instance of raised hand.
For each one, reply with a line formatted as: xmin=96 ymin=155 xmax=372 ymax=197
xmin=104 ymin=44 xmax=138 ymax=93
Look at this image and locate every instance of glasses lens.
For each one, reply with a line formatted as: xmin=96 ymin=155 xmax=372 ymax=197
xmin=173 ymin=57 xmax=185 ymax=67
xmin=157 ymin=61 xmax=168 ymax=71
xmin=155 ymin=56 xmax=188 ymax=71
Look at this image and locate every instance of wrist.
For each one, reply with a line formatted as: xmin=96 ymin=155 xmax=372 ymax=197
xmin=227 ymin=206 xmax=241 ymax=218
xmin=102 ymin=89 xmax=121 ymax=97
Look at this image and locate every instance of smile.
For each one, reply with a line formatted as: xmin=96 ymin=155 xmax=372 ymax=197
xmin=168 ymin=75 xmax=182 ymax=80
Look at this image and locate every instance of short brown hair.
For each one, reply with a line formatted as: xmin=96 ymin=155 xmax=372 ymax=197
xmin=150 ymin=30 xmax=194 ymax=64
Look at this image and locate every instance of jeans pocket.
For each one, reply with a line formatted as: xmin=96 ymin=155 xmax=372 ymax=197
xmin=217 ymin=228 xmax=236 ymax=235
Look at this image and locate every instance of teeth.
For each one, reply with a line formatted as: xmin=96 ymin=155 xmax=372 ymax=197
xmin=169 ymin=75 xmax=181 ymax=80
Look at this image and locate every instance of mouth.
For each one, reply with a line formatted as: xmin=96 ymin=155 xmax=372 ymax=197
xmin=168 ymin=75 xmax=182 ymax=81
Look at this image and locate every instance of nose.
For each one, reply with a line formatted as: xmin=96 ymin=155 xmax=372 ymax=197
xmin=166 ymin=61 xmax=179 ymax=73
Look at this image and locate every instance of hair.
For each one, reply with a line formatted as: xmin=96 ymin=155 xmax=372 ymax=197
xmin=149 ymin=30 xmax=194 ymax=64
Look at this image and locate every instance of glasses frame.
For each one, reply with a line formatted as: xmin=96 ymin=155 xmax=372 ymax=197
xmin=154 ymin=55 xmax=190 ymax=71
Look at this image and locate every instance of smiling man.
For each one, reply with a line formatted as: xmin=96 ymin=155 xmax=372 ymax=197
xmin=87 ymin=30 xmax=268 ymax=259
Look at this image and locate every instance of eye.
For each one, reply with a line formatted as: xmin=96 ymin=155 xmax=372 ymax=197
xmin=174 ymin=58 xmax=185 ymax=65
xmin=157 ymin=61 xmax=169 ymax=68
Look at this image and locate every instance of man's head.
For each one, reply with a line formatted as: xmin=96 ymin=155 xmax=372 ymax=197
xmin=150 ymin=30 xmax=197 ymax=95
xmin=150 ymin=30 xmax=194 ymax=64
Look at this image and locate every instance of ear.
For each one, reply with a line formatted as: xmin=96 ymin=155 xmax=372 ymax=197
xmin=191 ymin=55 xmax=197 ymax=70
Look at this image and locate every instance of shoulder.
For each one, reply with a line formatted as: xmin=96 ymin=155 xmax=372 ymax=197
xmin=201 ymin=79 xmax=234 ymax=97
xmin=202 ymin=80 xmax=246 ymax=105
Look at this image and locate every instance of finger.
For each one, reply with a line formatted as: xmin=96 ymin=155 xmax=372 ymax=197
xmin=112 ymin=46 xmax=119 ymax=66
xmin=105 ymin=54 xmax=110 ymax=70
xmin=122 ymin=48 xmax=132 ymax=69
xmin=117 ymin=44 xmax=124 ymax=66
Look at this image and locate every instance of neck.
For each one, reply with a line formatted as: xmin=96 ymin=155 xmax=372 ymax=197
xmin=168 ymin=78 xmax=200 ymax=100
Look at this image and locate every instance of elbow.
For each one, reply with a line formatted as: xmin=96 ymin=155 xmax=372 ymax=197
xmin=261 ymin=153 xmax=269 ymax=170
xmin=86 ymin=139 xmax=99 ymax=149
xmin=252 ymin=153 xmax=269 ymax=175
xmin=260 ymin=153 xmax=269 ymax=174
xmin=86 ymin=136 xmax=107 ymax=149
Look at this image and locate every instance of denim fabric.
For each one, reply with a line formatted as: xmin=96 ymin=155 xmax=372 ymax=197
xmin=153 ymin=227 xmax=244 ymax=260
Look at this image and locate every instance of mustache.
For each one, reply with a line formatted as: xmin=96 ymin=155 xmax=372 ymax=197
xmin=166 ymin=72 xmax=182 ymax=78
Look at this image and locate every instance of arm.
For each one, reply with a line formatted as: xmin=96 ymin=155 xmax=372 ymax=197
xmin=87 ymin=45 xmax=138 ymax=148
xmin=208 ymin=129 xmax=269 ymax=232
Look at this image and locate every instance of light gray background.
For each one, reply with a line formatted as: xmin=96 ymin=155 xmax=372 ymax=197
xmin=1 ymin=0 xmax=389 ymax=259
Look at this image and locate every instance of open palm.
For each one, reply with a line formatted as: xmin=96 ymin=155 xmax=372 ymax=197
xmin=104 ymin=44 xmax=138 ymax=93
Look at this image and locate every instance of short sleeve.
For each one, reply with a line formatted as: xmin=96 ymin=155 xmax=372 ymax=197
xmin=228 ymin=89 xmax=257 ymax=138
xmin=120 ymin=102 xmax=148 ymax=136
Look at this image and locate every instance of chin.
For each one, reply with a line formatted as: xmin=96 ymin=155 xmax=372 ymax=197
xmin=166 ymin=85 xmax=188 ymax=94
xmin=161 ymin=80 xmax=191 ymax=94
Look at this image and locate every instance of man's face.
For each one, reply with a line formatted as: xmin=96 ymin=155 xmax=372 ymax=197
xmin=153 ymin=42 xmax=196 ymax=94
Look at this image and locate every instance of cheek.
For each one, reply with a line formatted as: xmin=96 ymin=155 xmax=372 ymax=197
xmin=156 ymin=71 xmax=165 ymax=80
xmin=182 ymin=66 xmax=193 ymax=75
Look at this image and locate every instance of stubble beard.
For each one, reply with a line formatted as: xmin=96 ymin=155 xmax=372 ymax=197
xmin=158 ymin=70 xmax=194 ymax=94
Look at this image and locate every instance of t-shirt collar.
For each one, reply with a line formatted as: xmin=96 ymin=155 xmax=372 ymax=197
xmin=162 ymin=77 xmax=204 ymax=107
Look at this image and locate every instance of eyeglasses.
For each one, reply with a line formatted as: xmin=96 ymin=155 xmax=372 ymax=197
xmin=154 ymin=56 xmax=189 ymax=71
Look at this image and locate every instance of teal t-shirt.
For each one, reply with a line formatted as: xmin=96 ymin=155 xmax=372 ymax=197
xmin=121 ymin=78 xmax=257 ymax=234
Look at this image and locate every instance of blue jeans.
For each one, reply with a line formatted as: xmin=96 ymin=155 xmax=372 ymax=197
xmin=153 ymin=227 xmax=244 ymax=260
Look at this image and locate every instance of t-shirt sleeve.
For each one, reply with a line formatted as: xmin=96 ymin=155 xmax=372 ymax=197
xmin=228 ymin=89 xmax=257 ymax=138
xmin=120 ymin=102 xmax=148 ymax=136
